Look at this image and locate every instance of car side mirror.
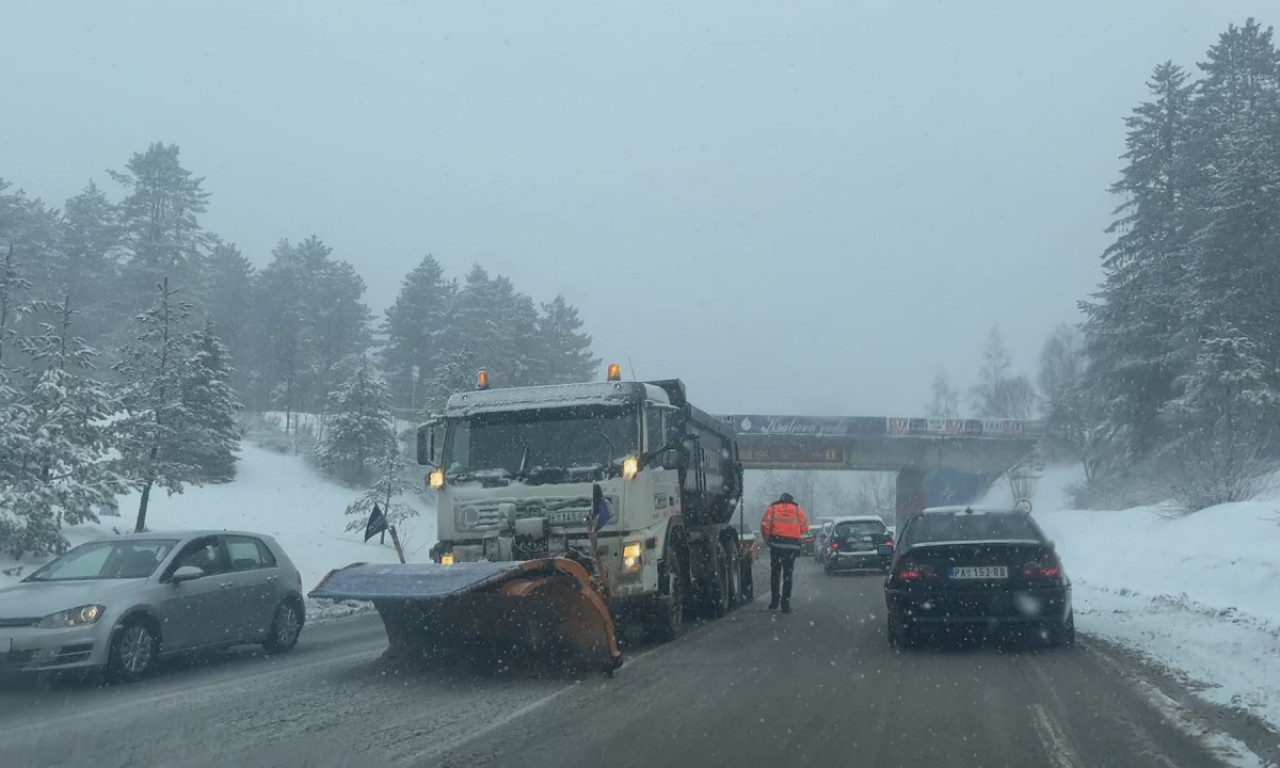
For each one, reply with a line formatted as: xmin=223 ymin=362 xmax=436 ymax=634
xmin=171 ymin=566 xmax=204 ymax=583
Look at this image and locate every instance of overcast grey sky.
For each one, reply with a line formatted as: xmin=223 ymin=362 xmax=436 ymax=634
xmin=1 ymin=1 xmax=1274 ymax=416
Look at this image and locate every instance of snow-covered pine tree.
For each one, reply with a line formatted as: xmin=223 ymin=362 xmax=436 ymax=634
xmin=422 ymin=349 xmax=477 ymax=417
xmin=1182 ymin=21 xmax=1280 ymax=398
xmin=381 ymin=255 xmax=456 ymax=409
xmin=202 ymin=240 xmax=255 ymax=395
xmin=58 ymin=181 xmax=124 ymax=347
xmin=343 ymin=446 xmax=419 ymax=536
xmin=112 ymin=278 xmax=203 ymax=533
xmin=178 ymin=320 xmax=242 ymax=483
xmin=1082 ymin=62 xmax=1196 ymax=461
xmin=535 ymin=295 xmax=601 ymax=385
xmin=1162 ymin=328 xmax=1279 ymax=508
xmin=317 ymin=358 xmax=394 ymax=485
xmin=0 ymin=297 xmax=125 ymax=557
xmin=110 ymin=143 xmax=212 ymax=312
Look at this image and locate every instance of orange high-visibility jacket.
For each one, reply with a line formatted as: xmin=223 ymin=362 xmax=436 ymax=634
xmin=761 ymin=502 xmax=810 ymax=541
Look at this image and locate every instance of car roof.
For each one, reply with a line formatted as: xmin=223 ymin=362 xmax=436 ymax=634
xmin=919 ymin=506 xmax=1020 ymax=515
xmin=93 ymin=530 xmax=275 ymax=542
xmin=830 ymin=515 xmax=886 ymax=524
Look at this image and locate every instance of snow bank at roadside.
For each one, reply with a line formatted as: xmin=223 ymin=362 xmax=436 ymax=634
xmin=0 ymin=442 xmax=437 ymax=622
xmin=981 ymin=464 xmax=1280 ymax=732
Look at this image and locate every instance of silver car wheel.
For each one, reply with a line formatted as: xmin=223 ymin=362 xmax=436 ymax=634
xmin=119 ymin=625 xmax=154 ymax=674
xmin=276 ymin=604 xmax=301 ymax=647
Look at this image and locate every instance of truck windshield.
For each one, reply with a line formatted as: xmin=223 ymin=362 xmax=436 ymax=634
xmin=445 ymin=406 xmax=639 ymax=476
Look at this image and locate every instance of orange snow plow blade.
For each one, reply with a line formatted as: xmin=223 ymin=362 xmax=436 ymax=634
xmin=310 ymin=558 xmax=622 ymax=674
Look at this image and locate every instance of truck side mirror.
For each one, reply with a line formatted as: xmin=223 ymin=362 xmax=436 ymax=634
xmin=660 ymin=449 xmax=682 ymax=470
xmin=416 ymin=422 xmax=439 ymax=467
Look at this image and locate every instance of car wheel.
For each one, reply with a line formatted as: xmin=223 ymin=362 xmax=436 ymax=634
xmin=1048 ymin=611 xmax=1076 ymax=648
xmin=263 ymin=600 xmax=304 ymax=654
xmin=108 ymin=619 xmax=159 ymax=682
xmin=887 ymin=608 xmax=915 ymax=650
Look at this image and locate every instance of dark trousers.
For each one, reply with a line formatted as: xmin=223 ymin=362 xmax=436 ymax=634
xmin=769 ymin=547 xmax=798 ymax=603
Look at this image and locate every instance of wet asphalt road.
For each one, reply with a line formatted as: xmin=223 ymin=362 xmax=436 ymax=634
xmin=0 ymin=560 xmax=1246 ymax=768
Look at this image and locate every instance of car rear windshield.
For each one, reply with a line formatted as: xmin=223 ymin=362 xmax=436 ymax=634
xmin=834 ymin=521 xmax=886 ymax=537
xmin=902 ymin=513 xmax=1042 ymax=547
xmin=24 ymin=539 xmax=180 ymax=581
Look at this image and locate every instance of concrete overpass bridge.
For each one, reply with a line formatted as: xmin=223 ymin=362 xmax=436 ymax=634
xmin=716 ymin=415 xmax=1042 ymax=531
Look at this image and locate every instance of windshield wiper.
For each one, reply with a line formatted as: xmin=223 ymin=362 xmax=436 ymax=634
xmin=589 ymin=424 xmax=616 ymax=466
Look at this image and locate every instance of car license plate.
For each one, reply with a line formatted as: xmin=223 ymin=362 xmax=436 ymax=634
xmin=950 ymin=566 xmax=1008 ymax=579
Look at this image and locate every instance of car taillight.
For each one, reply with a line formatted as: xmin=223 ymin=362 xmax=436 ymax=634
xmin=895 ymin=563 xmax=935 ymax=581
xmin=1021 ymin=557 xmax=1062 ymax=580
xmin=830 ymin=541 xmax=840 ymax=551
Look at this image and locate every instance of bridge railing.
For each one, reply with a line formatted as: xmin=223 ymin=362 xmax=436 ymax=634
xmin=717 ymin=415 xmax=1043 ymax=439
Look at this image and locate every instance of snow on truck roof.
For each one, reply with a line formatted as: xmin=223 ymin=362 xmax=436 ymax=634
xmin=444 ymin=381 xmax=670 ymax=418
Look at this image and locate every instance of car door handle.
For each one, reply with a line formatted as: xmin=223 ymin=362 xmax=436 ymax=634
xmin=220 ymin=581 xmax=235 ymax=589
xmin=266 ymin=575 xmax=279 ymax=583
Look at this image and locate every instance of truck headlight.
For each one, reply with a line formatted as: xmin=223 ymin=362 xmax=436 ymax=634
xmin=37 ymin=604 xmax=104 ymax=629
xmin=440 ymin=552 xmax=455 ymax=565
xmin=622 ymin=456 xmax=639 ymax=480
xmin=622 ymin=541 xmax=643 ymax=572
xmin=429 ymin=468 xmax=445 ymax=490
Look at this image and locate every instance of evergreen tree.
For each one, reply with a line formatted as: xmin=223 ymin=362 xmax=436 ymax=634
xmin=382 ymin=255 xmax=456 ymax=408
xmin=535 ymin=295 xmax=600 ymax=384
xmin=110 ymin=143 xmax=212 ymax=312
xmin=203 ymin=240 xmax=255 ymax=393
xmin=422 ymin=349 xmax=477 ymax=416
xmin=1082 ymin=62 xmax=1196 ymax=459
xmin=1183 ymin=20 xmax=1280 ymax=386
xmin=343 ymin=448 xmax=419 ymax=534
xmin=58 ymin=181 xmax=123 ymax=344
xmin=112 ymin=279 xmax=202 ymax=532
xmin=178 ymin=321 xmax=242 ymax=483
xmin=0 ymin=297 xmax=124 ymax=557
xmin=317 ymin=358 xmax=394 ymax=485
xmin=245 ymin=237 xmax=370 ymax=421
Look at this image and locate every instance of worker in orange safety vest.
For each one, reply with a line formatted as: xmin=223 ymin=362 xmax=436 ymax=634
xmin=760 ymin=493 xmax=810 ymax=613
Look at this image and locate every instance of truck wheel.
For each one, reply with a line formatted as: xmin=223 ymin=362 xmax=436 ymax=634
xmin=647 ymin=545 xmax=685 ymax=643
xmin=696 ymin=541 xmax=729 ymax=620
xmin=739 ymin=560 xmax=755 ymax=603
xmin=723 ymin=540 xmax=742 ymax=610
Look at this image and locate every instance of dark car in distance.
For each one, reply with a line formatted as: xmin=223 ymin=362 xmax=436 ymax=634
xmin=884 ymin=506 xmax=1073 ymax=648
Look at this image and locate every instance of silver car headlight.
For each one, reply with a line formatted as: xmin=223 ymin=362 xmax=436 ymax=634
xmin=36 ymin=604 xmax=105 ymax=629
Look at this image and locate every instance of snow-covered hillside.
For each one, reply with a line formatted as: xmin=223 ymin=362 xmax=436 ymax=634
xmin=0 ymin=442 xmax=437 ymax=619
xmin=984 ymin=465 xmax=1280 ymax=732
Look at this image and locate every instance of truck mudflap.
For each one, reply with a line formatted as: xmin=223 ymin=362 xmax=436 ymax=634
xmin=310 ymin=558 xmax=623 ymax=675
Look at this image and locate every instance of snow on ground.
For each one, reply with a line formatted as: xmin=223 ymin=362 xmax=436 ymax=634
xmin=0 ymin=441 xmax=438 ymax=622
xmin=982 ymin=464 xmax=1280 ymax=734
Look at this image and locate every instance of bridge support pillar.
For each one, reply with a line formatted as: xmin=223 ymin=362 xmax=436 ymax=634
xmin=895 ymin=467 xmax=927 ymax=534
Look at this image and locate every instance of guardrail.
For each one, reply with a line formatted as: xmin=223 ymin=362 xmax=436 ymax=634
xmin=717 ymin=415 xmax=1043 ymax=439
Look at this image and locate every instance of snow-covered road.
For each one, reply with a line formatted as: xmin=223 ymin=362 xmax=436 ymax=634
xmin=2 ymin=560 xmax=1273 ymax=768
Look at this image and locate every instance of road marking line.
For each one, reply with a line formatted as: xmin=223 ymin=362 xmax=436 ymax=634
xmin=1028 ymin=703 xmax=1085 ymax=768
xmin=414 ymin=637 xmax=678 ymax=763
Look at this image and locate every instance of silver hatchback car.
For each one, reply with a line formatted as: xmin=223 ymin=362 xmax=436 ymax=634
xmin=0 ymin=530 xmax=306 ymax=680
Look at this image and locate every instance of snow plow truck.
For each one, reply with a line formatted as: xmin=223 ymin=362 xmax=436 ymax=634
xmin=310 ymin=366 xmax=755 ymax=674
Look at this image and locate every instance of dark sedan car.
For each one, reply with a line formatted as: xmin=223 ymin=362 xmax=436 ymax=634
xmin=884 ymin=506 xmax=1073 ymax=648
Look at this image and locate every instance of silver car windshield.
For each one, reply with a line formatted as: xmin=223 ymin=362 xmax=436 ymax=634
xmin=24 ymin=539 xmax=180 ymax=582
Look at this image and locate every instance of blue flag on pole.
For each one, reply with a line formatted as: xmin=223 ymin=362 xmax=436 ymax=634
xmin=591 ymin=484 xmax=612 ymax=530
xmin=364 ymin=503 xmax=389 ymax=543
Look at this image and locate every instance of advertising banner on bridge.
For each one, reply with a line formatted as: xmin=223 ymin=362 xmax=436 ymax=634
xmin=722 ymin=415 xmax=886 ymax=437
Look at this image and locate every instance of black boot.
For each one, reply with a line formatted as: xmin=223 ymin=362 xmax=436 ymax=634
xmin=781 ymin=600 xmax=792 ymax=614
xmin=768 ymin=597 xmax=779 ymax=609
